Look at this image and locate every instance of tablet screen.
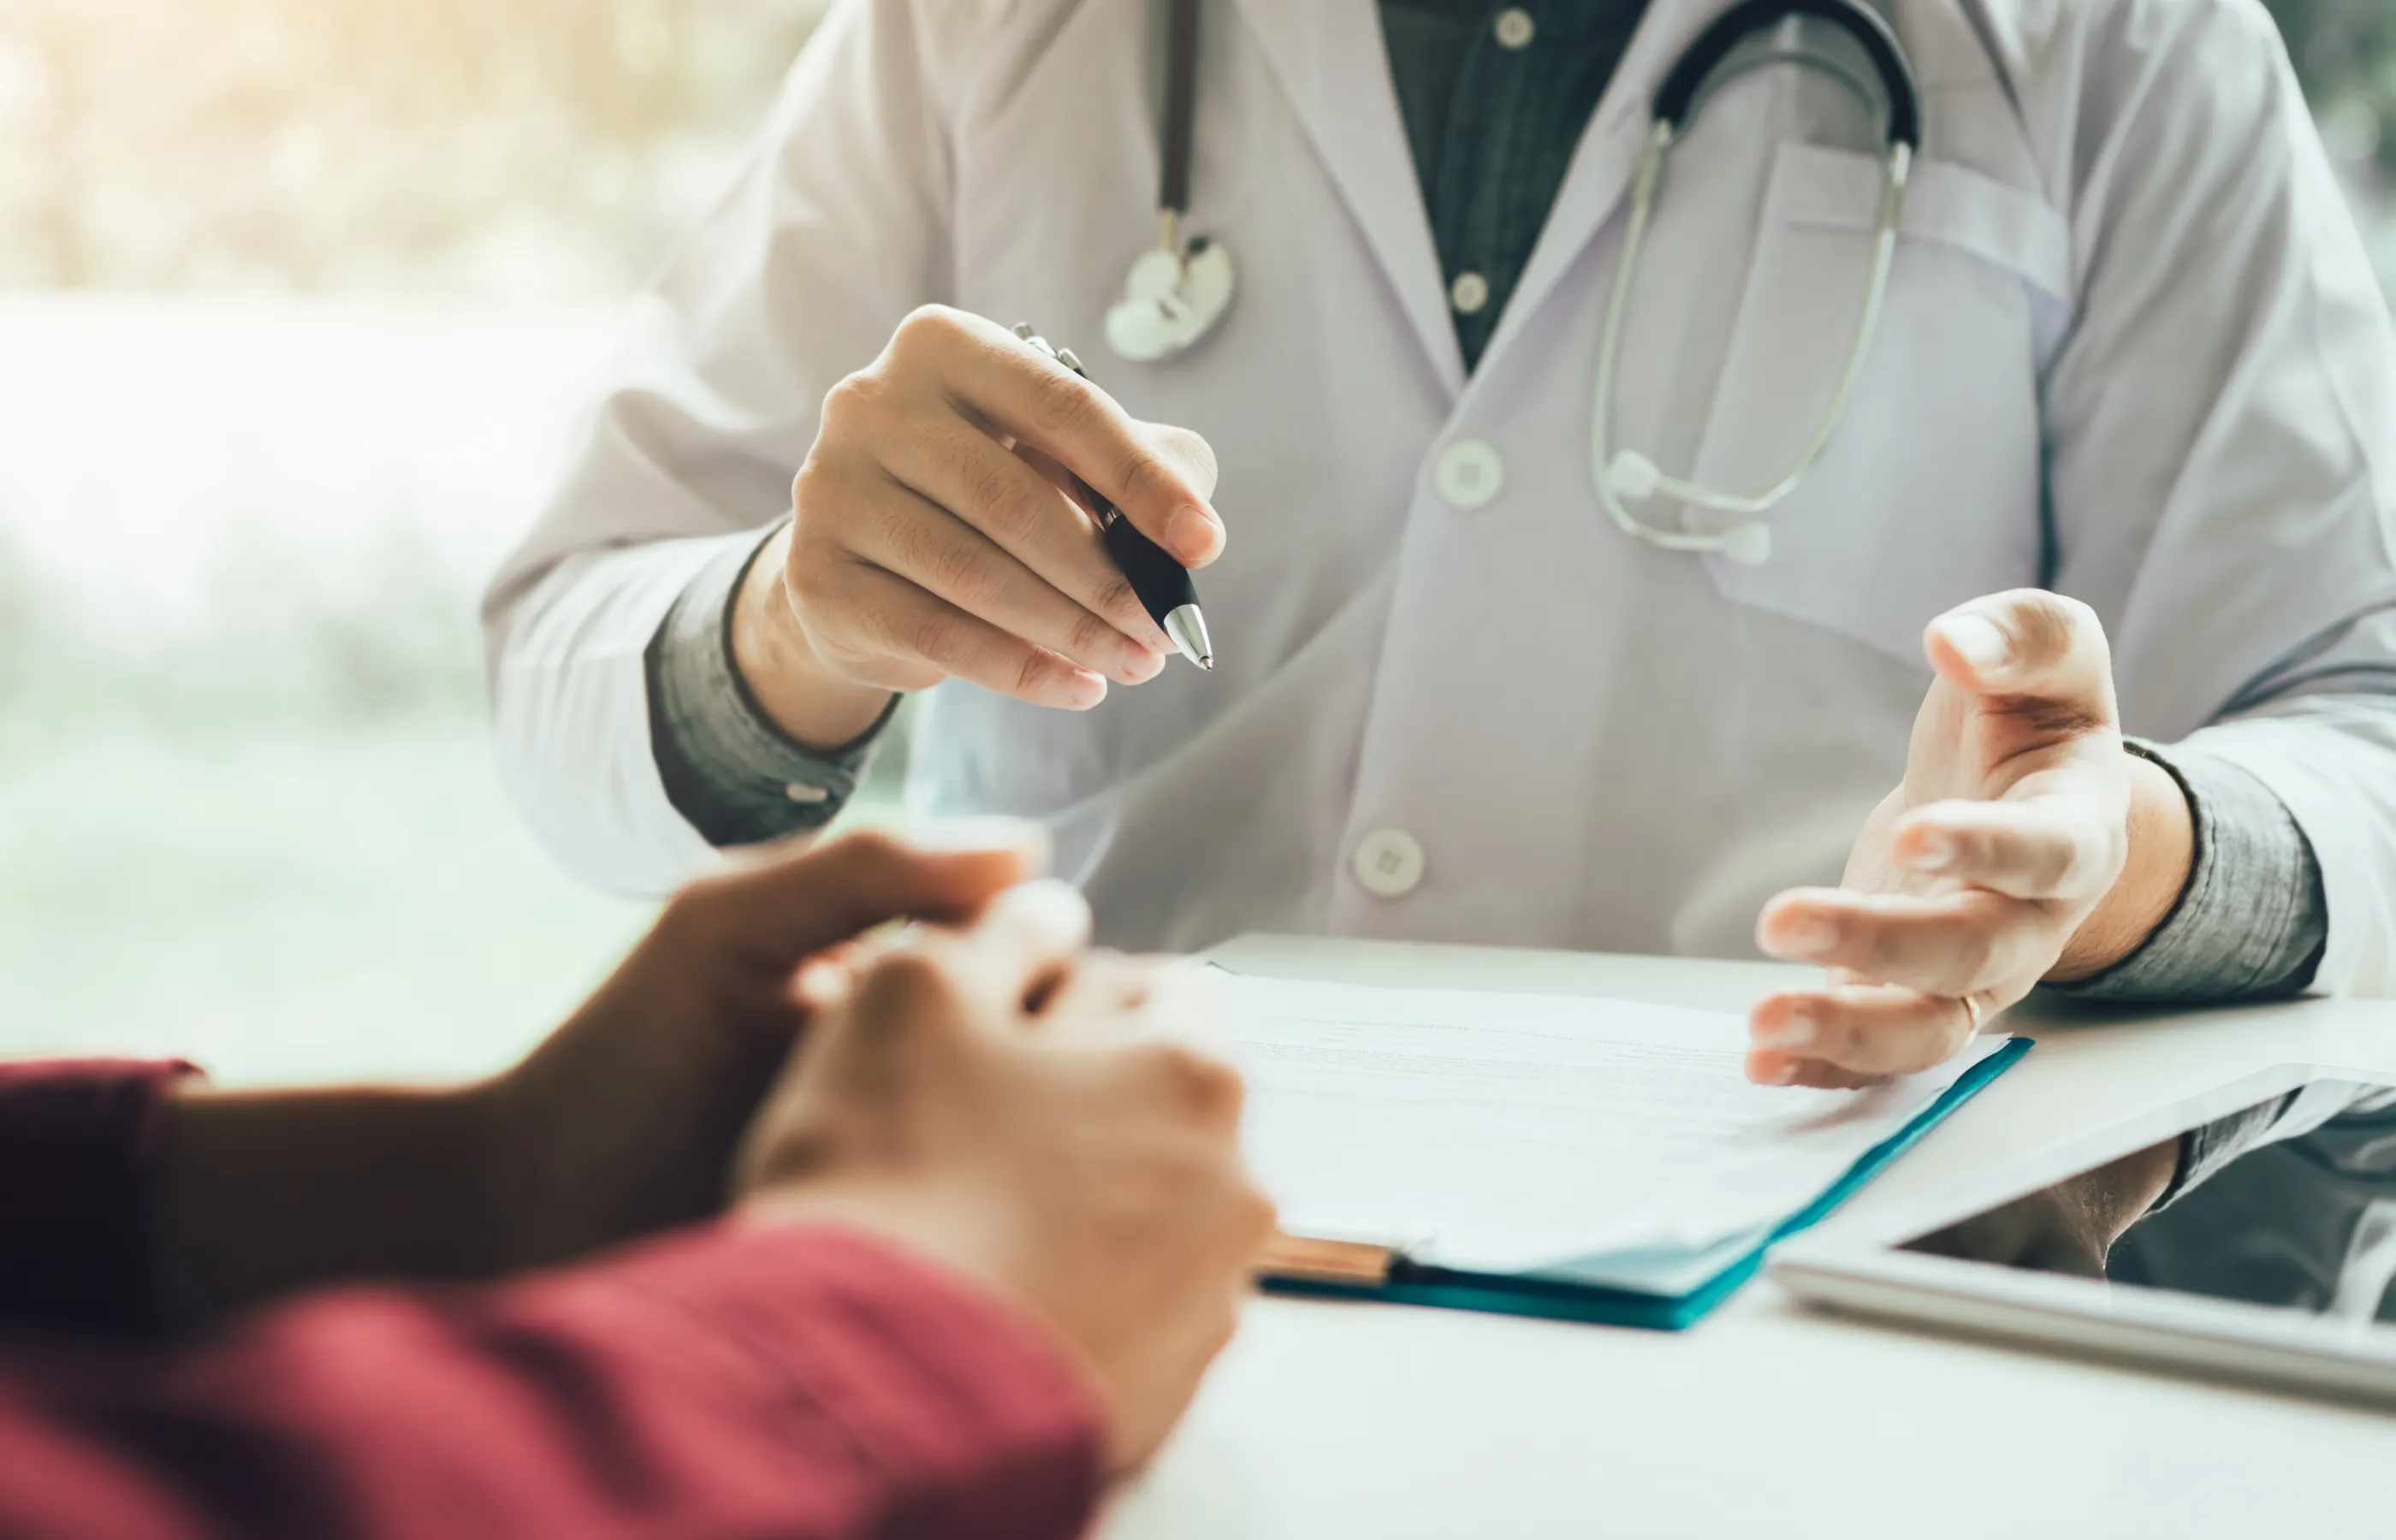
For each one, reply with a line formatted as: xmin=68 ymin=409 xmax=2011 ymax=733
xmin=1900 ymin=1077 xmax=2396 ymax=1321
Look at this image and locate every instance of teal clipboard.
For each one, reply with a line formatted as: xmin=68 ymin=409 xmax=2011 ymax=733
xmin=1260 ymin=1036 xmax=2032 ymax=1331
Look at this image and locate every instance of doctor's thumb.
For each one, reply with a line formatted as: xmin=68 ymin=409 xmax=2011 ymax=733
xmin=1135 ymin=423 xmax=1225 ymax=566
xmin=1925 ymin=590 xmax=2115 ymax=715
xmin=1145 ymin=423 xmax=1220 ymax=502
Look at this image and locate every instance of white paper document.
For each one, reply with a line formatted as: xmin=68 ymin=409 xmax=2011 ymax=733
xmin=1219 ymin=972 xmax=2008 ymax=1278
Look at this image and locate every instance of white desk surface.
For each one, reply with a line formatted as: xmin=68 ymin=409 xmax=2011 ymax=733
xmin=1102 ymin=936 xmax=2396 ymax=1540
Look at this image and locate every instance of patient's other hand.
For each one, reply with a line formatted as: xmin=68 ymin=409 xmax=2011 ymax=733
xmin=737 ymin=884 xmax=1275 ymax=1473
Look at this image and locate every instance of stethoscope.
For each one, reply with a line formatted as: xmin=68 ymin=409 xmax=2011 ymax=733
xmin=1105 ymin=0 xmax=1237 ymax=362
xmin=1106 ymin=0 xmax=1924 ymax=570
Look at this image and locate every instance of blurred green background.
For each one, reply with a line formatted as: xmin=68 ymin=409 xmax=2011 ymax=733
xmin=0 ymin=0 xmax=2390 ymax=1084
xmin=0 ymin=0 xmax=834 ymax=1082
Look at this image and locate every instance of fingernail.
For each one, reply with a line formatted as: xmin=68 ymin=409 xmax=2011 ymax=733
xmin=1165 ymin=505 xmax=1221 ymax=564
xmin=1939 ymin=615 xmax=2011 ymax=673
xmin=1909 ymin=832 xmax=1960 ymax=873
xmin=1767 ymin=916 xmax=1838 ymax=960
xmin=793 ymin=958 xmax=855 ymax=1010
xmin=1119 ymin=648 xmax=1166 ymax=684
xmin=1754 ymin=1006 xmax=1818 ymax=1050
xmin=1065 ymin=669 xmax=1108 ymax=708
xmin=1773 ymin=1064 xmax=1802 ymax=1087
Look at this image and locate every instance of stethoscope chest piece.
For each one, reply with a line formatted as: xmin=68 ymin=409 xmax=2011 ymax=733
xmin=1106 ymin=236 xmax=1237 ymax=363
xmin=1108 ymin=0 xmax=1234 ymax=364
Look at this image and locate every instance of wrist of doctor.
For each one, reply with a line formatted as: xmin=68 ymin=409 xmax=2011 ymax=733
xmin=732 ymin=523 xmax=900 ymax=750
xmin=2045 ymin=752 xmax=2195 ymax=983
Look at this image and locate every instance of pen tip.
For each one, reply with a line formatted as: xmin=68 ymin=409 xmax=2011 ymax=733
xmin=1164 ymin=605 xmax=1214 ymax=674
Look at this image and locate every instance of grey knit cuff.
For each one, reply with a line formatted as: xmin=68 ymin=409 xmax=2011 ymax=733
xmin=2046 ymin=740 xmax=2327 ymax=1005
xmin=644 ymin=523 xmax=897 ymax=847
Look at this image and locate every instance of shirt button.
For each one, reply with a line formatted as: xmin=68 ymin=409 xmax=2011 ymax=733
xmin=1433 ymin=440 xmax=1504 ymax=509
xmin=1449 ymin=270 xmax=1491 ymax=316
xmin=1493 ymin=8 xmax=1536 ymax=50
xmin=1353 ymin=829 xmax=1426 ymax=899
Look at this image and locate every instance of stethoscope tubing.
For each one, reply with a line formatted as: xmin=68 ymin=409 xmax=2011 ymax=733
xmin=1592 ymin=0 xmax=1924 ymax=564
xmin=1655 ymin=0 xmax=1922 ymax=147
xmin=1124 ymin=0 xmax=1927 ymax=565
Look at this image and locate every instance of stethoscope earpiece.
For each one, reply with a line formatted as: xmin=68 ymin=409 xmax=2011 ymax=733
xmin=1605 ymin=451 xmax=1774 ymax=567
xmin=1717 ymin=522 xmax=1773 ymax=568
xmin=1604 ymin=451 xmax=1664 ymax=506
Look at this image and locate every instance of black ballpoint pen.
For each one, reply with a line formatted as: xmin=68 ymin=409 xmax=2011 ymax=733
xmin=1012 ymin=323 xmax=1215 ymax=671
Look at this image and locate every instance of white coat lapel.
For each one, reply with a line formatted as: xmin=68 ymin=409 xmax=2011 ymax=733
xmin=1473 ymin=0 xmax=1724 ymax=376
xmin=1229 ymin=0 xmax=1464 ymax=398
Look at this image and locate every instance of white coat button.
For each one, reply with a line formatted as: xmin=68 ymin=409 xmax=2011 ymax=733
xmin=1449 ymin=270 xmax=1491 ymax=315
xmin=1352 ymin=828 xmax=1426 ymax=899
xmin=1434 ymin=440 xmax=1504 ymax=509
xmin=1493 ymin=9 xmax=1536 ymax=49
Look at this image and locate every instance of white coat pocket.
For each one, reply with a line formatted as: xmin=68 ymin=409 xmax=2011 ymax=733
xmin=1682 ymin=142 xmax=2073 ymax=664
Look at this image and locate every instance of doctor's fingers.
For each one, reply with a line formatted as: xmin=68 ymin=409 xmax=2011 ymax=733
xmin=1890 ymin=796 xmax=2124 ymax=903
xmin=1013 ymin=425 xmax=1219 ymax=527
xmin=1747 ymin=984 xmax=1988 ymax=1083
xmin=1758 ymin=886 xmax=2061 ymax=999
xmin=839 ymin=475 xmax=1166 ymax=686
xmin=803 ymin=559 xmax=1112 ymax=711
xmin=883 ymin=306 xmax=1224 ymax=566
xmin=861 ymin=412 xmax=1175 ymax=655
xmin=1925 ymin=589 xmax=2119 ymax=720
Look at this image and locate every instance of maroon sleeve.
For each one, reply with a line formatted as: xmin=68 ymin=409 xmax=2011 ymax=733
xmin=0 ymin=1223 xmax=1106 ymax=1540
xmin=0 ymin=1058 xmax=201 ymax=1333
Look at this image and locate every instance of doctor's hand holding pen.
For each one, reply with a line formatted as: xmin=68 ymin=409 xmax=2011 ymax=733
xmin=1747 ymin=590 xmax=2197 ymax=1089
xmin=730 ymin=305 xmax=1225 ymax=750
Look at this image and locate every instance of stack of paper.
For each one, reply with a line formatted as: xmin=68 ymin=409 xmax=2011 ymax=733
xmin=1218 ymin=970 xmax=2024 ymax=1324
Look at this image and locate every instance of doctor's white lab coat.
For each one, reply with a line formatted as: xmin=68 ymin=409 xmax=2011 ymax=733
xmin=485 ymin=0 xmax=2396 ymax=990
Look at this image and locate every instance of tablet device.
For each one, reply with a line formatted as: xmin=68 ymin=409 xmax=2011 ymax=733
xmin=1771 ymin=1063 xmax=2396 ymax=1408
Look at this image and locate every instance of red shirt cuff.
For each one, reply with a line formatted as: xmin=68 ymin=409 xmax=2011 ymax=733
xmin=0 ymin=1057 xmax=202 ymax=1334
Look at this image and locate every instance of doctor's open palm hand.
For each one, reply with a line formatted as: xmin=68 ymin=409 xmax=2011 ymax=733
xmin=731 ymin=305 xmax=1226 ymax=749
xmin=1747 ymin=591 xmax=2194 ymax=1087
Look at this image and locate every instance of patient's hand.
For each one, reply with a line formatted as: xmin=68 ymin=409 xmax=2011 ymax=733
xmin=737 ymin=885 xmax=1275 ymax=1475
xmin=156 ymin=826 xmax=1047 ymax=1328
xmin=1747 ymin=591 xmax=2193 ymax=1088
xmin=483 ymin=824 xmax=1046 ymax=1270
